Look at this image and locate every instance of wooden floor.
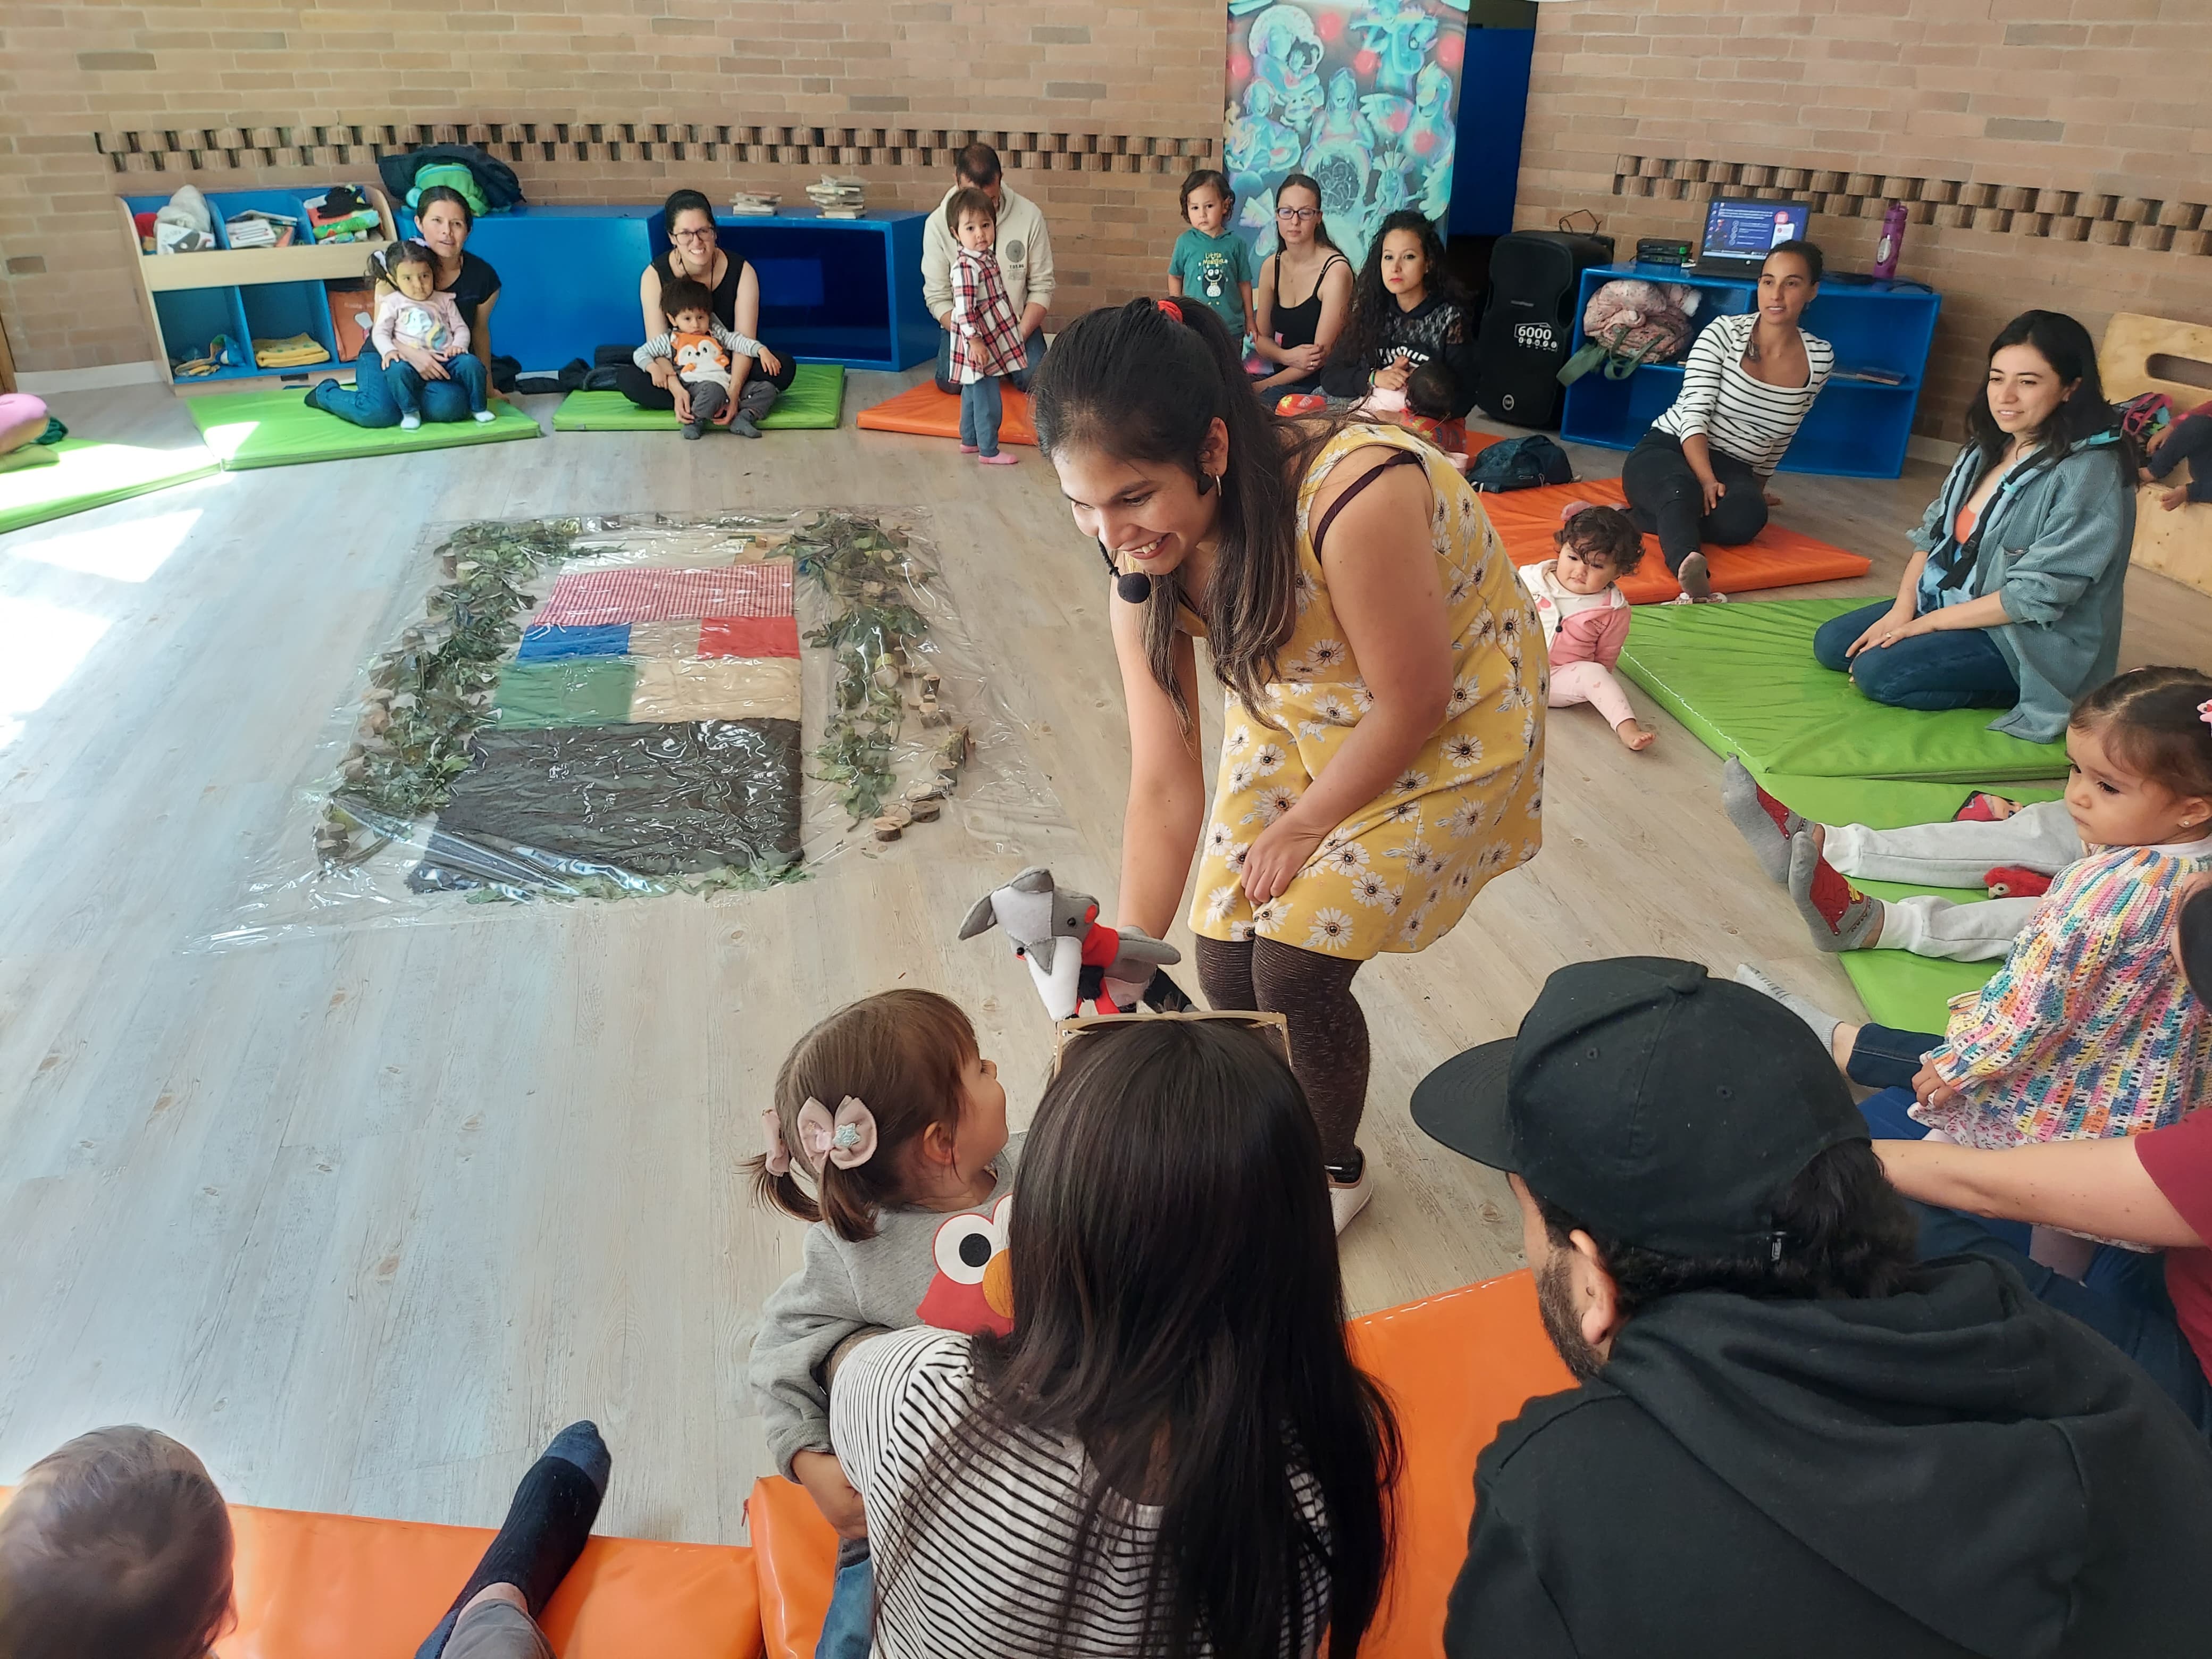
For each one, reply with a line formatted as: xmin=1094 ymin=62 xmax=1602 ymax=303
xmin=2 ymin=376 xmax=2207 ymax=1544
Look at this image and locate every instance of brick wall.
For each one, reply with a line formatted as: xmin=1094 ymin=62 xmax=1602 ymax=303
xmin=0 ymin=2 xmax=1226 ymax=374
xmin=1515 ymin=0 xmax=2212 ymax=440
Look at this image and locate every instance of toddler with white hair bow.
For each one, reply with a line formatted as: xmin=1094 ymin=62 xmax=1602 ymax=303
xmin=746 ymin=987 xmax=1021 ymax=1656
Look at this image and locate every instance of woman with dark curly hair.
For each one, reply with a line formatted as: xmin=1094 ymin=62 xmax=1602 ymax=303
xmin=1319 ymin=210 xmax=1479 ymax=417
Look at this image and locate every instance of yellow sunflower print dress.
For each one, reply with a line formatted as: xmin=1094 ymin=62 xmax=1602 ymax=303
xmin=1187 ymin=424 xmax=1546 ymax=958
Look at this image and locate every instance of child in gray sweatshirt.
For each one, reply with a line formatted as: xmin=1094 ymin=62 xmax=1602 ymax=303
xmin=747 ymin=988 xmax=1022 ymax=1659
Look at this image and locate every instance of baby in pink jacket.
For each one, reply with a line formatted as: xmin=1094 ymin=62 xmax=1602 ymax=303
xmin=1519 ymin=504 xmax=1655 ymax=752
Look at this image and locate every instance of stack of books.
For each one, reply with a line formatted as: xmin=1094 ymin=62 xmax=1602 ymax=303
xmin=806 ymin=175 xmax=866 ymax=219
xmin=728 ymin=191 xmax=780 ymax=216
xmin=223 ymin=210 xmax=299 ymax=248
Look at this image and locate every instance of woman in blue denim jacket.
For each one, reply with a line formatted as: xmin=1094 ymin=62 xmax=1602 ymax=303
xmin=1815 ymin=311 xmax=2136 ymax=743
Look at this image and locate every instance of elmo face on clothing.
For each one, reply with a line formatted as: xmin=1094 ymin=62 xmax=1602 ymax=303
xmin=916 ymin=1194 xmax=1015 ymax=1337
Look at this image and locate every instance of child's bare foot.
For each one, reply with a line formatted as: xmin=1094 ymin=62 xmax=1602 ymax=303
xmin=2158 ymin=485 xmax=2189 ymax=512
xmin=1614 ymin=717 xmax=1656 ymax=751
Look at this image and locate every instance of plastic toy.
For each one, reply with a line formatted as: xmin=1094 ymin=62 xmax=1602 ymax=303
xmin=959 ymin=867 xmax=1190 ymax=1018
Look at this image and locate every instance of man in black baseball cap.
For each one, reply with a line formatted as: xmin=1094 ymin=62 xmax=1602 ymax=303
xmin=1417 ymin=957 xmax=2212 ymax=1659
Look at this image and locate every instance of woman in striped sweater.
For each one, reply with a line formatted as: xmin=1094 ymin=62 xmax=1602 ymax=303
xmin=1620 ymin=241 xmax=1833 ymax=600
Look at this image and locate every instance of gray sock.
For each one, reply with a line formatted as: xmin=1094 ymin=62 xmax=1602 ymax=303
xmin=1733 ymin=964 xmax=1842 ymax=1058
xmin=1721 ymin=755 xmax=1804 ymax=885
xmin=1789 ymin=829 xmax=1880 ymax=953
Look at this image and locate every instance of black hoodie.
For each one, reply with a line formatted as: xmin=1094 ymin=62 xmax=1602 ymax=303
xmin=1445 ymin=1258 xmax=2212 ymax=1657
xmin=1320 ymin=291 xmax=1482 ymax=417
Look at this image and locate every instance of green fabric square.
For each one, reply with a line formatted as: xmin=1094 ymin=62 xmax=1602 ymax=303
xmin=1616 ymin=598 xmax=2073 ymax=782
xmin=1755 ymin=772 xmax=2067 ymax=1031
xmin=494 ymin=658 xmax=638 ymax=728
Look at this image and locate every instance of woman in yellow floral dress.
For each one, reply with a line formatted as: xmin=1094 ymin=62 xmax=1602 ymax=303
xmin=1030 ymin=297 xmax=1545 ymax=1230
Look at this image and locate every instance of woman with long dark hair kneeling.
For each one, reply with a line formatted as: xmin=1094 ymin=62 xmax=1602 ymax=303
xmin=828 ymin=1017 xmax=1401 ymax=1659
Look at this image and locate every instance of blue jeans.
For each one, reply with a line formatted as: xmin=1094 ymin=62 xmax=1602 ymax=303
xmin=1812 ymin=599 xmax=2018 ymax=713
xmin=958 ymin=375 xmax=1004 ymax=456
xmin=814 ymin=1554 xmax=872 ymax=1659
xmin=1859 ymin=1090 xmax=2212 ymax=1435
xmin=934 ymin=329 xmax=1045 ymax=396
xmin=311 ymin=353 xmax=485 ymax=428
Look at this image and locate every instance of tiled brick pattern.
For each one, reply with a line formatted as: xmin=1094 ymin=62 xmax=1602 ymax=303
xmin=0 ymin=4 xmax=1227 ymax=373
xmin=1518 ymin=1 xmax=2212 ymax=441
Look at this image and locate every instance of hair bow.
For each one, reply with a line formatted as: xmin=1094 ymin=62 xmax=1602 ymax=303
xmin=2199 ymin=698 xmax=2212 ymax=730
xmin=797 ymin=1095 xmax=879 ymax=1171
xmin=1156 ymin=297 xmax=1185 ymax=324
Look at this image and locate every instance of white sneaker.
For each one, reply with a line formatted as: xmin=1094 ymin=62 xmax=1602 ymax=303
xmin=472 ymin=409 xmax=496 ymax=423
xmin=399 ymin=413 xmax=422 ymax=431
xmin=1329 ymin=1158 xmax=1374 ymax=1234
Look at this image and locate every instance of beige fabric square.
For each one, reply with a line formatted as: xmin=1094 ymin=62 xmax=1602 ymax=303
xmin=629 ymin=656 xmax=802 ymax=723
xmin=626 ymin=619 xmax=701 ymax=658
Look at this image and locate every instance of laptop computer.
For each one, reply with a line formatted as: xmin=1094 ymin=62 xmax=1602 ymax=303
xmin=1691 ymin=197 xmax=1812 ymax=276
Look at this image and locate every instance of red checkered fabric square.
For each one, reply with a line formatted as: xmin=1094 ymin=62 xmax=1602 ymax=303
xmin=698 ymin=615 xmax=801 ymax=659
xmin=532 ymin=563 xmax=794 ymax=627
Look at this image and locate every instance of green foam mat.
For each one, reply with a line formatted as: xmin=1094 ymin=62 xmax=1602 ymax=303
xmin=1757 ymin=772 xmax=2066 ymax=1032
xmin=188 ymin=389 xmax=541 ymax=470
xmin=1617 ymin=597 xmax=2072 ymax=782
xmin=0 ymin=437 xmax=218 ymax=535
xmin=551 ymin=363 xmax=845 ymax=432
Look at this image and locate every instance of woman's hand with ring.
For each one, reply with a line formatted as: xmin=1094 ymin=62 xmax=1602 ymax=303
xmin=1845 ymin=603 xmax=1920 ymax=660
xmin=1241 ymin=814 xmax=1329 ymax=906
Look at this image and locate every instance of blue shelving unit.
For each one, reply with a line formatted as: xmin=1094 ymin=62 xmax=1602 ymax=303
xmin=1558 ymin=262 xmax=1941 ymax=479
xmin=430 ymin=204 xmax=936 ymax=372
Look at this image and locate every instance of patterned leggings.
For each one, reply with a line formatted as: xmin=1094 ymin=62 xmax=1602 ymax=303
xmin=1194 ymin=935 xmax=1368 ymax=1166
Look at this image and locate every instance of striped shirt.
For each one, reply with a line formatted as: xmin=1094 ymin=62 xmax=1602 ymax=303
xmin=832 ymin=1327 xmax=1331 ymax=1659
xmin=1920 ymin=841 xmax=2212 ymax=1148
xmin=1650 ymin=312 xmax=1833 ymax=473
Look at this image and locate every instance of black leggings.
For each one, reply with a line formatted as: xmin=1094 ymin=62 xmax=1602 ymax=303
xmin=613 ymin=348 xmax=797 ymax=412
xmin=1193 ymin=935 xmax=1368 ymax=1165
xmin=1620 ymin=429 xmax=1768 ymax=573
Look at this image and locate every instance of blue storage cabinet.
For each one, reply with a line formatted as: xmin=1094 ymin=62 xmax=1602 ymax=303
xmin=403 ymin=204 xmax=658 ymax=374
xmin=416 ymin=204 xmax=935 ymax=372
xmin=1559 ymin=263 xmax=1941 ymax=479
xmin=684 ymin=208 xmax=933 ymax=371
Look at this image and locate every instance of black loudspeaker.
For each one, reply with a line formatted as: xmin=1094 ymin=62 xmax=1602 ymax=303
xmin=1474 ymin=230 xmax=1614 ymax=428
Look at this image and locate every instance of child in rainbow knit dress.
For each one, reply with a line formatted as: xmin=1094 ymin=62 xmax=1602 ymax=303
xmin=1748 ymin=666 xmax=2212 ymax=1271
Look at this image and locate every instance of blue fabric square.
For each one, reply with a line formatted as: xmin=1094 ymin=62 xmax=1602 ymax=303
xmin=516 ymin=624 xmax=631 ymax=663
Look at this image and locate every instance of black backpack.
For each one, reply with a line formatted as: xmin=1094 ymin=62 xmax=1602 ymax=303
xmin=1465 ymin=434 xmax=1574 ymax=493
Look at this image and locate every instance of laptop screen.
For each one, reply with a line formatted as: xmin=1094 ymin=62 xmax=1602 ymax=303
xmin=1700 ymin=198 xmax=1811 ymax=263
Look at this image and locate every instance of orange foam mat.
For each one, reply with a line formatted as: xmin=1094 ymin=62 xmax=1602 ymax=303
xmin=1480 ymin=476 xmax=1871 ymax=604
xmin=855 ymin=381 xmax=1038 ymax=447
xmin=749 ymin=1270 xmax=1571 ymax=1659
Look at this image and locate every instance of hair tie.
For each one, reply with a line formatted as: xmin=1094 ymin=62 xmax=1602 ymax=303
xmin=1156 ymin=298 xmax=1185 ymax=324
xmin=797 ymin=1095 xmax=878 ymax=1171
xmin=760 ymin=1108 xmax=793 ymax=1177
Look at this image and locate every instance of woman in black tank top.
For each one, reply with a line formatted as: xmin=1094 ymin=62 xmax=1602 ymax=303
xmin=1251 ymin=174 xmax=1352 ymax=397
xmin=615 ymin=188 xmax=799 ymax=429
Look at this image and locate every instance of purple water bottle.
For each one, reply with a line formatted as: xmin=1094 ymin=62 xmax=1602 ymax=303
xmin=1872 ymin=201 xmax=1906 ymax=280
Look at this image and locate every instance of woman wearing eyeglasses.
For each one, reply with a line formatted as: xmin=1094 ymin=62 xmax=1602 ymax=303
xmin=1252 ymin=174 xmax=1352 ymax=397
xmin=614 ymin=188 xmax=798 ymax=434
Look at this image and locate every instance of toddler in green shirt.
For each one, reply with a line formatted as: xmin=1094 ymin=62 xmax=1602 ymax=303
xmin=1169 ymin=169 xmax=1259 ymax=345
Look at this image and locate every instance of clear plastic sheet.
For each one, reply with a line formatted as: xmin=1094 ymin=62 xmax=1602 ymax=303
xmin=208 ymin=509 xmax=1069 ymax=945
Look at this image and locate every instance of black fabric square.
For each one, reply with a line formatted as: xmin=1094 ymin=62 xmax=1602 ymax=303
xmin=409 ymin=718 xmax=801 ymax=891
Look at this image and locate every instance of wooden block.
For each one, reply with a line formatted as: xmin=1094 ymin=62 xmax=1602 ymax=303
xmin=2097 ymin=311 xmax=2212 ymax=405
xmin=2131 ymin=488 xmax=2212 ymax=601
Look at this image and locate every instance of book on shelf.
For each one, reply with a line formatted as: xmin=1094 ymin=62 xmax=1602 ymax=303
xmin=728 ymin=191 xmax=780 ymax=216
